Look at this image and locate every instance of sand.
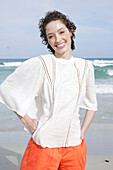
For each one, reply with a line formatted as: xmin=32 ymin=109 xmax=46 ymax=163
xmin=0 ymin=123 xmax=113 ymax=170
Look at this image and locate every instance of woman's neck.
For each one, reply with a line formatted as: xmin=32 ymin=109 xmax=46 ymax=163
xmin=54 ymin=50 xmax=72 ymax=60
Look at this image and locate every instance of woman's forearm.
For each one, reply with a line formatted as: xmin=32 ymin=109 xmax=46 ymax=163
xmin=14 ymin=111 xmax=23 ymax=119
xmin=81 ymin=109 xmax=96 ymax=138
xmin=14 ymin=111 xmax=39 ymax=135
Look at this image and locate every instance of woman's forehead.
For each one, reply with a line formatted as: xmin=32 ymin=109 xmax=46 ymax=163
xmin=45 ymin=20 xmax=67 ymax=35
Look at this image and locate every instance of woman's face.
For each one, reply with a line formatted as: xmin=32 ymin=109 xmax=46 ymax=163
xmin=45 ymin=20 xmax=72 ymax=57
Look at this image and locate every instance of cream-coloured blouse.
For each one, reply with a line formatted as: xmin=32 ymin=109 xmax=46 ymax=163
xmin=0 ymin=54 xmax=97 ymax=148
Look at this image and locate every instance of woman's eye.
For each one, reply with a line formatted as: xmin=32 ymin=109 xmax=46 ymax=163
xmin=48 ymin=35 xmax=54 ymax=39
xmin=60 ymin=31 xmax=65 ymax=34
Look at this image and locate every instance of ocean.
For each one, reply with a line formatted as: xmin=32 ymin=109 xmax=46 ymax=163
xmin=0 ymin=57 xmax=113 ymax=131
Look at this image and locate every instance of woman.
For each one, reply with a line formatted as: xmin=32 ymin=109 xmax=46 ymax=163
xmin=0 ymin=10 xmax=97 ymax=170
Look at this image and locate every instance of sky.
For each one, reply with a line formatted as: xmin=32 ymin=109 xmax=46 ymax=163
xmin=0 ymin=0 xmax=113 ymax=58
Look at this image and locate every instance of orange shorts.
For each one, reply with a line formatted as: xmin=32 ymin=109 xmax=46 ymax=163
xmin=20 ymin=138 xmax=87 ymax=170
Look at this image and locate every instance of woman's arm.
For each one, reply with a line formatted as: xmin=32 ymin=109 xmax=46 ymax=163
xmin=14 ymin=112 xmax=39 ymax=135
xmin=81 ymin=109 xmax=96 ymax=139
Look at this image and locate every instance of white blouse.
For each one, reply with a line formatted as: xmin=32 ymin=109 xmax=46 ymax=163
xmin=0 ymin=54 xmax=97 ymax=148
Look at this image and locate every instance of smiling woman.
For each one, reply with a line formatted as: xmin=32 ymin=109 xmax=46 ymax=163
xmin=39 ymin=10 xmax=76 ymax=55
xmin=0 ymin=10 xmax=97 ymax=170
xmin=45 ymin=20 xmax=72 ymax=59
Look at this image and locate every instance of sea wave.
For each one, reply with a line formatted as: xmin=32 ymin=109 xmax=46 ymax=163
xmin=93 ymin=60 xmax=113 ymax=67
xmin=107 ymin=69 xmax=113 ymax=76
xmin=1 ymin=59 xmax=113 ymax=68
xmin=95 ymin=67 xmax=113 ymax=79
xmin=0 ymin=62 xmax=22 ymax=67
xmin=96 ymin=84 xmax=113 ymax=94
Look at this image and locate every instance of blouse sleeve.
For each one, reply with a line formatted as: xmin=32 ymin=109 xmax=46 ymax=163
xmin=80 ymin=60 xmax=97 ymax=111
xmin=0 ymin=57 xmax=44 ymax=117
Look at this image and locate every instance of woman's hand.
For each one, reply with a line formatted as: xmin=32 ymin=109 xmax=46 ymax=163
xmin=20 ymin=114 xmax=39 ymax=135
xmin=14 ymin=112 xmax=39 ymax=135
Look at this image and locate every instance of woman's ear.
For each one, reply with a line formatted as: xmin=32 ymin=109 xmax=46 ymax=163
xmin=69 ymin=27 xmax=74 ymax=37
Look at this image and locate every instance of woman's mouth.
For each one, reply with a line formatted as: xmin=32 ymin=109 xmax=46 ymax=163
xmin=56 ymin=42 xmax=66 ymax=49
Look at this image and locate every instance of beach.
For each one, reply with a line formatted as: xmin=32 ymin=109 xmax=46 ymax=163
xmin=0 ymin=94 xmax=113 ymax=170
xmin=0 ymin=123 xmax=113 ymax=170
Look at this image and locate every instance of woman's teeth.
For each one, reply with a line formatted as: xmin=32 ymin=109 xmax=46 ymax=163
xmin=56 ymin=42 xmax=65 ymax=48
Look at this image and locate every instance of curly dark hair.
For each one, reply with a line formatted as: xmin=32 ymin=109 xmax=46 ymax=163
xmin=38 ymin=10 xmax=77 ymax=54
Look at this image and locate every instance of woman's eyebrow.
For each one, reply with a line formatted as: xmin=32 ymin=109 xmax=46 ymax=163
xmin=47 ymin=27 xmax=65 ymax=36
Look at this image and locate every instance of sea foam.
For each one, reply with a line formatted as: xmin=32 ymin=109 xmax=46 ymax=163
xmin=107 ymin=69 xmax=113 ymax=76
xmin=0 ymin=62 xmax=22 ymax=67
xmin=96 ymin=84 xmax=113 ymax=94
xmin=93 ymin=60 xmax=113 ymax=67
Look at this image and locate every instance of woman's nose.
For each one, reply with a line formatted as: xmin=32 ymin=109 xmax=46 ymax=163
xmin=55 ymin=34 xmax=61 ymax=43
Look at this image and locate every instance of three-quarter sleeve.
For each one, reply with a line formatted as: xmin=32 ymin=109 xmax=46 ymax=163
xmin=0 ymin=57 xmax=44 ymax=117
xmin=80 ymin=61 xmax=97 ymax=111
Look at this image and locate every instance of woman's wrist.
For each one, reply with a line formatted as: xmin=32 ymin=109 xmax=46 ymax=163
xmin=21 ymin=114 xmax=29 ymax=126
xmin=81 ymin=128 xmax=86 ymax=139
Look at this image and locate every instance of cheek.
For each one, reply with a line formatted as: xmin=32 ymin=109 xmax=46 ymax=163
xmin=64 ymin=33 xmax=71 ymax=41
xmin=48 ymin=39 xmax=56 ymax=49
xmin=48 ymin=39 xmax=53 ymax=46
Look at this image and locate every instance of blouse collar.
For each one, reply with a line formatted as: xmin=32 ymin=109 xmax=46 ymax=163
xmin=51 ymin=54 xmax=74 ymax=65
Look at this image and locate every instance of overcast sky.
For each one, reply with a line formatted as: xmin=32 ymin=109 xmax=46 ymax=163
xmin=0 ymin=0 xmax=113 ymax=58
